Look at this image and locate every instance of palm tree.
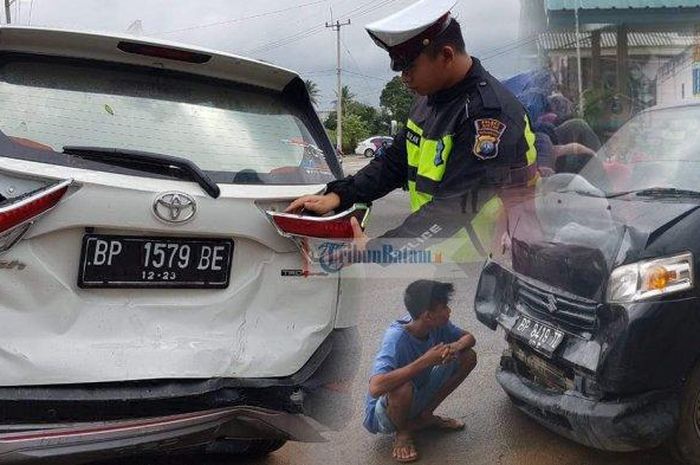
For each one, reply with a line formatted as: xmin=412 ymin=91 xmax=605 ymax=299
xmin=333 ymin=85 xmax=356 ymax=116
xmin=339 ymin=85 xmax=355 ymax=108
xmin=304 ymin=79 xmax=320 ymax=107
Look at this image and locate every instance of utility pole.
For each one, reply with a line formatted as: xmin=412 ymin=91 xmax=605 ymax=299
xmin=4 ymin=0 xmax=13 ymax=24
xmin=325 ymin=19 xmax=351 ymax=154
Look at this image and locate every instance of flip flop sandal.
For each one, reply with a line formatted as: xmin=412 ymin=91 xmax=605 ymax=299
xmin=392 ymin=436 xmax=419 ymax=463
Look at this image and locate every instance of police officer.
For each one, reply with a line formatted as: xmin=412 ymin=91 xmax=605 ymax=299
xmin=287 ymin=0 xmax=537 ymax=262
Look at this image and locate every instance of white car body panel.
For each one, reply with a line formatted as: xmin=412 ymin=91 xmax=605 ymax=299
xmin=0 ymin=27 xmax=345 ymax=386
xmin=0 ymin=26 xmax=296 ymax=92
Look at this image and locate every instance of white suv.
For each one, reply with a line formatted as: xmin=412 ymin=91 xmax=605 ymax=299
xmin=0 ymin=26 xmax=357 ymax=463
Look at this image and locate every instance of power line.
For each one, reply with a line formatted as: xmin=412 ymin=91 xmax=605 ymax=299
xmin=343 ymin=69 xmax=391 ymax=82
xmin=247 ymin=0 xmax=401 ymax=56
xmin=341 ymin=36 xmax=375 ymax=98
xmin=156 ymin=0 xmax=328 ymax=35
xmin=481 ymin=36 xmax=540 ymax=62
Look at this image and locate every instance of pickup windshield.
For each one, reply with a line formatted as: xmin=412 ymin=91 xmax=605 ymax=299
xmin=0 ymin=55 xmax=335 ymax=185
xmin=569 ymin=106 xmax=700 ymax=197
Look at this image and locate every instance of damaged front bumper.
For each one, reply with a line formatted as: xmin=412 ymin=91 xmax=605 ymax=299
xmin=498 ymin=353 xmax=680 ymax=451
xmin=476 ymin=261 xmax=689 ymax=451
xmin=0 ymin=328 xmax=359 ymax=463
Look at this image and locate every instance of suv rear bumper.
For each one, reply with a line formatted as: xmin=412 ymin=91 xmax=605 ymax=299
xmin=0 ymin=406 xmax=323 ymax=464
xmin=497 ymin=358 xmax=680 ymax=452
xmin=0 ymin=328 xmax=359 ymax=463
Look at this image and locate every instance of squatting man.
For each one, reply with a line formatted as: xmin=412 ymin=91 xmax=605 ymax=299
xmin=364 ymin=280 xmax=477 ymax=463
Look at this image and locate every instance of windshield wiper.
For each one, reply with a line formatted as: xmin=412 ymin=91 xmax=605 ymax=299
xmin=607 ymin=187 xmax=700 ymax=199
xmin=62 ymin=146 xmax=220 ymax=198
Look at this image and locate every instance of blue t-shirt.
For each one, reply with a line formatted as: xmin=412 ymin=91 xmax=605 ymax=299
xmin=363 ymin=316 xmax=465 ymax=434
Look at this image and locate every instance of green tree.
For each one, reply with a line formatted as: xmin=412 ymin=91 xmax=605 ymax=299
xmin=304 ymin=79 xmax=320 ymax=107
xmin=380 ymin=76 xmax=414 ymax=127
xmin=324 ymin=111 xmax=337 ymax=131
xmin=348 ymin=101 xmax=392 ymax=135
xmin=337 ymin=85 xmax=356 ymax=116
xmin=342 ymin=114 xmax=371 ymax=154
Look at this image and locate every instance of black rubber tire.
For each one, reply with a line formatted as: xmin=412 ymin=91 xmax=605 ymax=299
xmin=204 ymin=438 xmax=287 ymax=458
xmin=670 ymin=363 xmax=700 ymax=464
xmin=363 ymin=148 xmax=374 ymax=158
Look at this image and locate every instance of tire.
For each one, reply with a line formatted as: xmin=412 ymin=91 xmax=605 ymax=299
xmin=204 ymin=438 xmax=287 ymax=458
xmin=363 ymin=148 xmax=374 ymax=158
xmin=671 ymin=362 xmax=700 ymax=464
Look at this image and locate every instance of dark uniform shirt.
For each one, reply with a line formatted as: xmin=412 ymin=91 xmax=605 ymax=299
xmin=326 ymin=57 xmax=534 ymax=249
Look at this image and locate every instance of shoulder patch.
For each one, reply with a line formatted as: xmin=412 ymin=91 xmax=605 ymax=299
xmin=473 ymin=118 xmax=507 ymax=160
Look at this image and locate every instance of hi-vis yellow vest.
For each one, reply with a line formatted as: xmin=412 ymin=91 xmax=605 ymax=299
xmin=406 ymin=116 xmax=537 ymax=263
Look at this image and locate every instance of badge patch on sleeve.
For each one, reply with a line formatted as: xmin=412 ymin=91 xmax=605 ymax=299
xmin=473 ymin=119 xmax=507 ymax=160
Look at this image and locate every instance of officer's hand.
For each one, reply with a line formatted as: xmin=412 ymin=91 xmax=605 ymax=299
xmin=285 ymin=193 xmax=341 ymax=215
xmin=350 ymin=217 xmax=369 ymax=252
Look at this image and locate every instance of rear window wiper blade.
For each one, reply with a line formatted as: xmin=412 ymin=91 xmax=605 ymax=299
xmin=62 ymin=146 xmax=220 ymax=198
xmin=607 ymin=187 xmax=700 ymax=199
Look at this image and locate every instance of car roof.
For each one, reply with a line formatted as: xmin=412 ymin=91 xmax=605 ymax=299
xmin=0 ymin=26 xmax=299 ymax=92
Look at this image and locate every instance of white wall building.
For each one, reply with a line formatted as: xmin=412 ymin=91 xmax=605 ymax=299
xmin=657 ymin=46 xmax=700 ymax=105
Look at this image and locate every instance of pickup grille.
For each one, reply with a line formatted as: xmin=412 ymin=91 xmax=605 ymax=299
xmin=515 ymin=279 xmax=600 ymax=333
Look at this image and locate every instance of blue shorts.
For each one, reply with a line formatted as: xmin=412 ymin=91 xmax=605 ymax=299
xmin=372 ymin=360 xmax=459 ymax=434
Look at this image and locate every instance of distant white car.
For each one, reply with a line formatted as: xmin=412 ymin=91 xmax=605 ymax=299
xmin=355 ymin=136 xmax=394 ymax=158
xmin=0 ymin=26 xmax=357 ymax=463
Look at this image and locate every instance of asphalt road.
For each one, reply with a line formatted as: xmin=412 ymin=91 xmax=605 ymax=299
xmin=99 ymin=156 xmax=680 ymax=465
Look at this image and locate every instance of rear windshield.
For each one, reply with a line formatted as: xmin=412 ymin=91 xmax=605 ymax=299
xmin=0 ymin=55 xmax=337 ymax=185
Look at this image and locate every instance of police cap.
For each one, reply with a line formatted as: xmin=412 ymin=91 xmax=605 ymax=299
xmin=365 ymin=0 xmax=458 ymax=72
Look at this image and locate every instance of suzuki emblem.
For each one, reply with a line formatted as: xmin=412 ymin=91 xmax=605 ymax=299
xmin=546 ymin=294 xmax=558 ymax=314
xmin=153 ymin=192 xmax=197 ymax=224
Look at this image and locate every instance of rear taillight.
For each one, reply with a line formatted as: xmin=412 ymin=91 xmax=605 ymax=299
xmin=0 ymin=179 xmax=71 ymax=252
xmin=267 ymin=205 xmax=369 ymax=240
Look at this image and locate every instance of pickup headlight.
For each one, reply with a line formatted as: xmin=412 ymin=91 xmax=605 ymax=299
xmin=606 ymin=252 xmax=694 ymax=303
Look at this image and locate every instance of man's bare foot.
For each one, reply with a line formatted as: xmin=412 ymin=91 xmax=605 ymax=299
xmin=422 ymin=414 xmax=465 ymax=431
xmin=392 ymin=432 xmax=418 ymax=463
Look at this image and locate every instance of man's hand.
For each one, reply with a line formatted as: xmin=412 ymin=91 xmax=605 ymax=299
xmin=445 ymin=333 xmax=477 ymax=360
xmin=285 ymin=193 xmax=341 ymax=215
xmin=419 ymin=343 xmax=451 ymax=368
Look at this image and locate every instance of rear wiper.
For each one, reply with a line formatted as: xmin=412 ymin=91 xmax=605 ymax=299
xmin=62 ymin=146 xmax=220 ymax=198
xmin=607 ymin=187 xmax=700 ymax=199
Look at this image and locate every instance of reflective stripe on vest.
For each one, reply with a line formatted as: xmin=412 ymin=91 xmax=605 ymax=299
xmin=406 ymin=119 xmax=454 ymax=213
xmin=404 ymin=115 xmax=538 ymax=262
xmin=524 ymin=115 xmax=539 ymax=187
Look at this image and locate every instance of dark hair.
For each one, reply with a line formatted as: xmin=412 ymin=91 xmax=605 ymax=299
xmin=425 ymin=19 xmax=466 ymax=58
xmin=404 ymin=280 xmax=455 ymax=319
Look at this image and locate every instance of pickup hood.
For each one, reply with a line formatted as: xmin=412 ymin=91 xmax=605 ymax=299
xmin=508 ymin=176 xmax=700 ymax=301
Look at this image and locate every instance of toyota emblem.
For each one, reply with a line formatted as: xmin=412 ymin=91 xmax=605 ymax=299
xmin=153 ymin=192 xmax=197 ymax=224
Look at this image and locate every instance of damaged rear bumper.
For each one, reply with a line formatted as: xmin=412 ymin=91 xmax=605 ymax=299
xmin=0 ymin=328 xmax=359 ymax=463
xmin=497 ymin=360 xmax=680 ymax=451
xmin=0 ymin=406 xmax=324 ymax=464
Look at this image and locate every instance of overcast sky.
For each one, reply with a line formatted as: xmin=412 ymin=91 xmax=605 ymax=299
xmin=7 ymin=0 xmax=527 ymax=109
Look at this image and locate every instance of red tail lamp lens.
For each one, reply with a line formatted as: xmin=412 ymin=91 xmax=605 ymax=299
xmin=271 ymin=209 xmax=366 ymax=240
xmin=0 ymin=181 xmax=71 ymax=234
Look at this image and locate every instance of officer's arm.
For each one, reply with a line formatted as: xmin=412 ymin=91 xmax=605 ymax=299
xmin=370 ymin=114 xmax=527 ymax=249
xmin=325 ymin=130 xmax=408 ymax=211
